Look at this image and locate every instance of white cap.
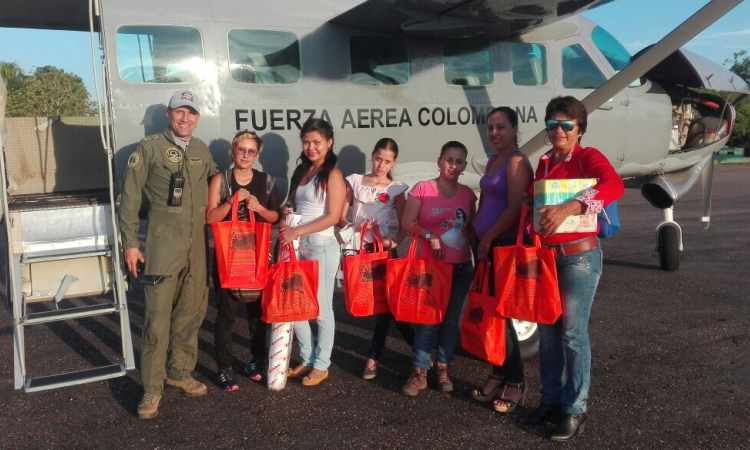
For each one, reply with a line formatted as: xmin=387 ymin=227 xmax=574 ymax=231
xmin=168 ymin=90 xmax=199 ymax=113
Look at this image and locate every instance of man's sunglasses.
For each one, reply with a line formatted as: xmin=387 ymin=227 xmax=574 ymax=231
xmin=545 ymin=119 xmax=577 ymax=132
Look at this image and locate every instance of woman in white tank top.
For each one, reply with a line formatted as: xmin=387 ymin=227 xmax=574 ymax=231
xmin=278 ymin=118 xmax=345 ymax=386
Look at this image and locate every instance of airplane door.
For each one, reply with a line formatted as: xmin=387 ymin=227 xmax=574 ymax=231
xmin=552 ymin=39 xmax=628 ymax=168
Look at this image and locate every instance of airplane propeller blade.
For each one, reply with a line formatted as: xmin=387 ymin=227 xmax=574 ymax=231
xmin=519 ymin=0 xmax=743 ymax=157
xmin=701 ymin=153 xmax=715 ymax=230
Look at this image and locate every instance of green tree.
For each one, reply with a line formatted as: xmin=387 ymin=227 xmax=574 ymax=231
xmin=0 ymin=62 xmax=27 ymax=92
xmin=4 ymin=64 xmax=95 ymax=117
xmin=724 ymin=51 xmax=750 ymax=152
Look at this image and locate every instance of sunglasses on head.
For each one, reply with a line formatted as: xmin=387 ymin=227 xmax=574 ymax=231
xmin=545 ymin=119 xmax=576 ymax=132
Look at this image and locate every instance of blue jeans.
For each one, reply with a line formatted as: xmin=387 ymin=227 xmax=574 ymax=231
xmin=412 ymin=262 xmax=474 ymax=369
xmin=538 ymin=246 xmax=602 ymax=414
xmin=294 ymin=234 xmax=339 ymax=371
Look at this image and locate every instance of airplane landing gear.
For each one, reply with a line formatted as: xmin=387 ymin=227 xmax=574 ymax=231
xmin=656 ymin=207 xmax=682 ymax=271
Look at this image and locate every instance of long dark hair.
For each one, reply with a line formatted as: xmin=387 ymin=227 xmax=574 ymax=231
xmin=287 ymin=118 xmax=337 ymax=206
xmin=372 ymin=137 xmax=399 ymax=180
xmin=487 ymin=106 xmax=520 ymax=146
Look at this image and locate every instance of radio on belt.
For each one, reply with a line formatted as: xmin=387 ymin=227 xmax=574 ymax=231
xmin=168 ymin=172 xmax=185 ymax=206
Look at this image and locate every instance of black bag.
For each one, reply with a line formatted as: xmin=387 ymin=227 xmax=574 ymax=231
xmin=228 ymin=288 xmax=261 ymax=303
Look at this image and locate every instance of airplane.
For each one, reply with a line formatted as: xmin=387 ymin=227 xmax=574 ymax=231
xmin=0 ymin=0 xmax=747 ymax=391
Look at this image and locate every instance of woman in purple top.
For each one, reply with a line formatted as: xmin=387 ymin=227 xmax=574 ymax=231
xmin=471 ymin=107 xmax=533 ymax=414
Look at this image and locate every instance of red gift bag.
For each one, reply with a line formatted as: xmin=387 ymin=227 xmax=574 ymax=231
xmin=386 ymin=234 xmax=453 ymax=325
xmin=343 ymin=230 xmax=390 ymax=317
xmin=262 ymin=244 xmax=319 ymax=323
xmin=461 ymin=261 xmax=506 ymax=365
xmin=493 ymin=206 xmax=561 ymax=324
xmin=211 ymin=193 xmax=271 ymax=289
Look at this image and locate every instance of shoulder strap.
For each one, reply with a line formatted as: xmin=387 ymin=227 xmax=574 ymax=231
xmin=220 ymin=169 xmax=232 ymax=202
xmin=266 ymin=173 xmax=275 ymax=197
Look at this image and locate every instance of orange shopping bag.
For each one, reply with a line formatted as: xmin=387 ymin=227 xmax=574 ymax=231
xmin=461 ymin=261 xmax=506 ymax=365
xmin=386 ymin=234 xmax=453 ymax=325
xmin=211 ymin=193 xmax=271 ymax=289
xmin=343 ymin=230 xmax=390 ymax=317
xmin=493 ymin=206 xmax=561 ymax=324
xmin=262 ymin=244 xmax=319 ymax=323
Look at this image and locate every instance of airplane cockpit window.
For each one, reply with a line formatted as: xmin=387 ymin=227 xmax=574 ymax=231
xmin=591 ymin=26 xmax=642 ymax=87
xmin=228 ymin=30 xmax=301 ymax=84
xmin=562 ymin=44 xmax=607 ymax=89
xmin=350 ymin=37 xmax=409 ymax=86
xmin=117 ymin=26 xmax=204 ymax=83
xmin=512 ymin=43 xmax=548 ymax=86
xmin=443 ymin=39 xmax=494 ymax=86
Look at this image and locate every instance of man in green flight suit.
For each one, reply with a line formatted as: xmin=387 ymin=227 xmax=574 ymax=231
xmin=119 ymin=90 xmax=217 ymax=419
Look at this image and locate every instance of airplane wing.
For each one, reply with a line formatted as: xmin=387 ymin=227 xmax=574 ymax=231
xmin=519 ymin=0 xmax=745 ymax=157
xmin=330 ymin=0 xmax=610 ymax=39
xmin=0 ymin=0 xmax=93 ymax=31
xmin=639 ymin=46 xmax=750 ymax=93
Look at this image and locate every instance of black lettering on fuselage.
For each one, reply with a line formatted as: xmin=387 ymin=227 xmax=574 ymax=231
xmin=458 ymin=107 xmax=471 ymax=125
xmin=472 ymin=106 xmax=488 ymax=125
xmin=251 ymin=110 xmax=268 ymax=130
xmin=385 ymin=108 xmax=397 ymax=127
xmin=235 ymin=109 xmax=248 ymax=130
xmin=418 ymin=107 xmax=430 ymax=126
xmin=320 ymin=109 xmax=332 ymax=125
xmin=270 ymin=109 xmax=284 ymax=130
xmin=399 ymin=109 xmax=413 ymax=127
xmin=341 ymin=109 xmax=356 ymax=128
xmin=303 ymin=109 xmax=316 ymax=125
xmin=287 ymin=109 xmax=302 ymax=130
xmin=357 ymin=109 xmax=370 ymax=128
xmin=371 ymin=109 xmax=384 ymax=128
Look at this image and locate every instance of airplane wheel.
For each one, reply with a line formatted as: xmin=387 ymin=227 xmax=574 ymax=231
xmin=513 ymin=319 xmax=539 ymax=360
xmin=658 ymin=226 xmax=679 ymax=271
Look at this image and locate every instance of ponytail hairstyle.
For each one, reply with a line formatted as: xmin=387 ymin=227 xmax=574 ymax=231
xmin=372 ymin=137 xmax=399 ymax=181
xmin=287 ymin=117 xmax=337 ymax=206
xmin=440 ymin=140 xmax=468 ymax=157
xmin=487 ymin=106 xmax=520 ymax=146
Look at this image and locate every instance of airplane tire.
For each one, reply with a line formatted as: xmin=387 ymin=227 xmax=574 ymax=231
xmin=659 ymin=226 xmax=679 ymax=271
xmin=513 ymin=319 xmax=540 ymax=360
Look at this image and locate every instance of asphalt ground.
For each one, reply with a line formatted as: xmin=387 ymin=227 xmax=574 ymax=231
xmin=0 ymin=165 xmax=748 ymax=449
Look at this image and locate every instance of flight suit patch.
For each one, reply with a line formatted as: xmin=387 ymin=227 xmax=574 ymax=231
xmin=142 ymin=134 xmax=159 ymax=142
xmin=188 ymin=157 xmax=203 ymax=165
xmin=127 ymin=153 xmax=141 ymax=168
xmin=165 ymin=147 xmax=183 ymax=163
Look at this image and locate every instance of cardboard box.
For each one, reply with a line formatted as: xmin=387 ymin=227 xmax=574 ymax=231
xmin=534 ymin=179 xmax=598 ymax=234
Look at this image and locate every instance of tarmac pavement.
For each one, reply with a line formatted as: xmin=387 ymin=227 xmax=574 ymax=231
xmin=0 ymin=165 xmax=748 ymax=449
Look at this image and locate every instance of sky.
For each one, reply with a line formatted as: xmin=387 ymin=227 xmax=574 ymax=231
xmin=0 ymin=0 xmax=748 ymax=98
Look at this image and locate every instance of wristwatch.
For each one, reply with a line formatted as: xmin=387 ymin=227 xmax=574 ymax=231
xmin=425 ymin=232 xmax=432 ymax=240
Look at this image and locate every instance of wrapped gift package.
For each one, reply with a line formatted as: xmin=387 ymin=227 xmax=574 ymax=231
xmin=534 ymin=179 xmax=598 ymax=234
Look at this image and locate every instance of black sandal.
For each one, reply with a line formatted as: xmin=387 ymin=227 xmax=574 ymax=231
xmin=471 ymin=374 xmax=505 ymax=403
xmin=493 ymin=381 xmax=528 ymax=414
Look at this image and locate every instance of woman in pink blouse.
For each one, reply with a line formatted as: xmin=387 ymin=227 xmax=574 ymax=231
xmin=399 ymin=141 xmax=476 ymax=397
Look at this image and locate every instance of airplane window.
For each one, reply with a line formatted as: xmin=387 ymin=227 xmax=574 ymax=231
xmin=117 ymin=26 xmax=204 ymax=84
xmin=228 ymin=30 xmax=301 ymax=84
xmin=443 ymin=39 xmax=494 ymax=86
xmin=350 ymin=37 xmax=409 ymax=86
xmin=512 ymin=43 xmax=547 ymax=86
xmin=591 ymin=26 xmax=643 ymax=87
xmin=562 ymin=44 xmax=607 ymax=89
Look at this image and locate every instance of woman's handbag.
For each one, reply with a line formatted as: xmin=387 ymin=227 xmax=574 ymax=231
xmin=461 ymin=261 xmax=506 ymax=365
xmin=493 ymin=206 xmax=561 ymax=324
xmin=342 ymin=230 xmax=391 ymax=317
xmin=386 ymin=233 xmax=453 ymax=325
xmin=262 ymin=244 xmax=319 ymax=323
xmin=211 ymin=192 xmax=271 ymax=291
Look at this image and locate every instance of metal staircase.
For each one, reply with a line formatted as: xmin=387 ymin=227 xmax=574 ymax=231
xmin=0 ymin=117 xmax=135 ymax=392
